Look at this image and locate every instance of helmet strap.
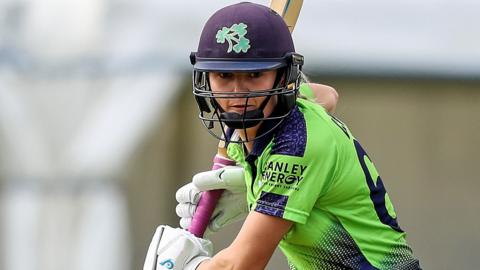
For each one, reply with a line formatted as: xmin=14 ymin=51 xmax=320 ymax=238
xmin=219 ymin=94 xmax=272 ymax=129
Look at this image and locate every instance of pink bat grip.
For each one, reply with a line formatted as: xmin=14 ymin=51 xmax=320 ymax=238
xmin=188 ymin=155 xmax=236 ymax=238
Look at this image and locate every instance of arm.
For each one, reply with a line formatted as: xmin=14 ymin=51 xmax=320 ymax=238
xmin=198 ymin=211 xmax=292 ymax=270
xmin=308 ymin=83 xmax=339 ymax=113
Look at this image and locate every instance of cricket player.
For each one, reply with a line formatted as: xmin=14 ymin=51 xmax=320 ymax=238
xmin=145 ymin=2 xmax=421 ymax=269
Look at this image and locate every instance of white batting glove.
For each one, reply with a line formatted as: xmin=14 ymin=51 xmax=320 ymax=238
xmin=143 ymin=225 xmax=212 ymax=270
xmin=175 ymin=166 xmax=248 ymax=236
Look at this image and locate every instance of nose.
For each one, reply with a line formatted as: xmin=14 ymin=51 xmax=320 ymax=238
xmin=232 ymin=77 xmax=247 ymax=93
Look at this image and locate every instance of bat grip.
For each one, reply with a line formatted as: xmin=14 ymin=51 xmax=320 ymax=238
xmin=188 ymin=154 xmax=236 ymax=238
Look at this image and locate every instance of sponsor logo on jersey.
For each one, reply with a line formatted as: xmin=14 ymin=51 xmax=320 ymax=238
xmin=255 ymin=191 xmax=289 ymax=218
xmin=261 ymin=161 xmax=307 ymax=191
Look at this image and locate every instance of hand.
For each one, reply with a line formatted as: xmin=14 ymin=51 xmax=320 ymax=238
xmin=175 ymin=166 xmax=248 ymax=236
xmin=143 ymin=225 xmax=213 ymax=270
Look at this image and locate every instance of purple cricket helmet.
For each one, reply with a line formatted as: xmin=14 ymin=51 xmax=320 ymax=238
xmin=190 ymin=2 xmax=304 ymax=142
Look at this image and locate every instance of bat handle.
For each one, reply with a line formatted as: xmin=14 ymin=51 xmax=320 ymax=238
xmin=188 ymin=154 xmax=236 ymax=238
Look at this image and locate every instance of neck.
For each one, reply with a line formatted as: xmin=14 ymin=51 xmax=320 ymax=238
xmin=236 ymin=122 xmax=262 ymax=154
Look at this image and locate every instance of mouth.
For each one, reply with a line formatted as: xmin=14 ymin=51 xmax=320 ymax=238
xmin=229 ymin=104 xmax=256 ymax=113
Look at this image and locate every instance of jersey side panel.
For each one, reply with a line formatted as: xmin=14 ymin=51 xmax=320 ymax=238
xmin=298 ymin=99 xmax=418 ymax=269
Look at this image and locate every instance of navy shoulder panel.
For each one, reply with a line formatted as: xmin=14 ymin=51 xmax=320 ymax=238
xmin=271 ymin=107 xmax=307 ymax=157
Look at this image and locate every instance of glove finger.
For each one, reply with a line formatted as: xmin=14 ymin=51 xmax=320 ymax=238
xmin=176 ymin=183 xmax=201 ymax=204
xmin=192 ymin=170 xmax=225 ymax=191
xmin=193 ymin=166 xmax=245 ymax=191
xmin=179 ymin=202 xmax=225 ymax=236
xmin=219 ymin=166 xmax=246 ymax=190
xmin=176 ymin=203 xmax=197 ymax=218
xmin=179 ymin=217 xmax=192 ymax=230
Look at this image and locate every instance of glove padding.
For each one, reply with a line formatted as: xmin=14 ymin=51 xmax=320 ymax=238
xmin=143 ymin=225 xmax=212 ymax=270
xmin=176 ymin=166 xmax=248 ymax=236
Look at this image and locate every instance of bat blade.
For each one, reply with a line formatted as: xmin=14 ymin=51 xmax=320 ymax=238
xmin=270 ymin=0 xmax=304 ymax=33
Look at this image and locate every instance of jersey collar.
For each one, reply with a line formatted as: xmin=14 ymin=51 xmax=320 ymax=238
xmin=246 ymin=107 xmax=294 ymax=162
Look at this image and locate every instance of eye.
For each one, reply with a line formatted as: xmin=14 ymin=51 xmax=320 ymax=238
xmin=218 ymin=72 xmax=233 ymax=79
xmin=249 ymin=72 xmax=261 ymax=78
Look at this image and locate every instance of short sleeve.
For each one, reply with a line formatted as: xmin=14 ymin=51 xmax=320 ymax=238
xmin=253 ymin=151 xmax=336 ymax=224
xmin=298 ymin=83 xmax=315 ymax=99
xmin=251 ymin=107 xmax=338 ymax=224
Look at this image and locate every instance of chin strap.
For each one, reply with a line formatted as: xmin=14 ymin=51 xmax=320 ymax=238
xmin=219 ymin=94 xmax=272 ymax=129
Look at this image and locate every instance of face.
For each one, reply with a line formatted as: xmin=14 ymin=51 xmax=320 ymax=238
xmin=209 ymin=70 xmax=277 ymax=118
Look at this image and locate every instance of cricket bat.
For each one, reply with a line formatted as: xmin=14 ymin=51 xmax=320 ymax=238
xmin=188 ymin=0 xmax=304 ymax=238
xmin=270 ymin=0 xmax=304 ymax=33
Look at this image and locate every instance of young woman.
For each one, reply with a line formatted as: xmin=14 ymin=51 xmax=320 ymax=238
xmin=144 ymin=2 xmax=421 ymax=269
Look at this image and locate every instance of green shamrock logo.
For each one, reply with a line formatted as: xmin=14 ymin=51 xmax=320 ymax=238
xmin=215 ymin=23 xmax=251 ymax=53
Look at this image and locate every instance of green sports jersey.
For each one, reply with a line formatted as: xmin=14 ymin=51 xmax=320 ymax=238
xmin=226 ymin=84 xmax=420 ymax=269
